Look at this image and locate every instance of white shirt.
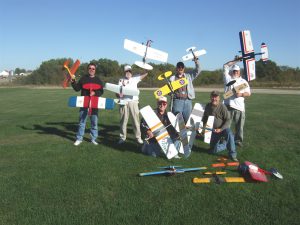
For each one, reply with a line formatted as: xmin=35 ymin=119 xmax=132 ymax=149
xmin=118 ymin=75 xmax=141 ymax=102
xmin=223 ymin=65 xmax=251 ymax=112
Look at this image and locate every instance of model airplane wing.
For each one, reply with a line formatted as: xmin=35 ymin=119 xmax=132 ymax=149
xmin=68 ymin=96 xmax=115 ymax=110
xmin=204 ymin=116 xmax=214 ymax=144
xmin=239 ymin=30 xmax=256 ymax=81
xmin=182 ymin=49 xmax=207 ymax=61
xmin=139 ymin=166 xmax=207 ymax=176
xmin=62 ymin=59 xmax=80 ymax=88
xmin=223 ymin=83 xmax=249 ymax=99
xmin=105 ymin=83 xmax=140 ymax=96
xmin=154 ymin=77 xmax=188 ymax=98
xmin=176 ymin=113 xmax=190 ymax=157
xmin=140 ymin=105 xmax=179 ymax=159
xmin=186 ymin=103 xmax=205 ymax=148
xmin=124 ymin=39 xmax=168 ymax=62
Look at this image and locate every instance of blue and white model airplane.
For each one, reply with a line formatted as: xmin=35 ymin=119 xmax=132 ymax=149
xmin=238 ymin=30 xmax=269 ymax=81
xmin=139 ymin=165 xmax=207 ymax=177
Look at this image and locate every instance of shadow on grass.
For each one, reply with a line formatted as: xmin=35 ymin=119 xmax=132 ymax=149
xmin=20 ymin=122 xmax=142 ymax=154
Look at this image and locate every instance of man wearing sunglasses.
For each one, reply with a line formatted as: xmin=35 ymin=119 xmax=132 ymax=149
xmin=169 ymin=58 xmax=201 ymax=123
xmin=140 ymin=96 xmax=179 ymax=157
xmin=71 ymin=62 xmax=104 ymax=146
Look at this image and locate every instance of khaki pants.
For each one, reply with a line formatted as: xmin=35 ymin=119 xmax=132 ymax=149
xmin=119 ymin=101 xmax=141 ymax=141
xmin=226 ymin=106 xmax=245 ymax=143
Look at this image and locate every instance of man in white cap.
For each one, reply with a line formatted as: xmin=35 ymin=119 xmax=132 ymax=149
xmin=223 ymin=59 xmax=251 ymax=147
xmin=117 ymin=65 xmax=148 ymax=144
xmin=140 ymin=96 xmax=180 ymax=157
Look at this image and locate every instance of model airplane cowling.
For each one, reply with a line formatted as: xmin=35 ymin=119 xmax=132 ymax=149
xmin=124 ymin=39 xmax=168 ymax=70
xmin=139 ymin=165 xmax=207 ymax=177
xmin=239 ymin=30 xmax=269 ymax=81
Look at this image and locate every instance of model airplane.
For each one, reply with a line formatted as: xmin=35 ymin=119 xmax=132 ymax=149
xmin=223 ymin=80 xmax=249 ymax=99
xmin=238 ymin=30 xmax=269 ymax=81
xmin=140 ymin=105 xmax=179 ymax=159
xmin=124 ymin=39 xmax=168 ymax=70
xmin=186 ymin=103 xmax=205 ymax=148
xmin=68 ymin=83 xmax=115 ymax=113
xmin=139 ymin=165 xmax=207 ymax=177
xmin=182 ymin=46 xmax=207 ymax=61
xmin=105 ymin=82 xmax=140 ymax=105
xmin=239 ymin=161 xmax=283 ymax=182
xmin=193 ymin=176 xmax=246 ymax=184
xmin=62 ymin=59 xmax=80 ymax=88
xmin=153 ymin=71 xmax=188 ymax=99
xmin=167 ymin=112 xmax=190 ymax=157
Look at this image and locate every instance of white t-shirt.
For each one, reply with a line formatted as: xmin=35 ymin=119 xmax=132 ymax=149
xmin=118 ymin=75 xmax=141 ymax=102
xmin=223 ymin=65 xmax=251 ymax=112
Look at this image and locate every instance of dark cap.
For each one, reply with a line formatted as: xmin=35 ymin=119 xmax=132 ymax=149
xmin=211 ymin=90 xmax=220 ymax=96
xmin=176 ymin=62 xmax=185 ymax=68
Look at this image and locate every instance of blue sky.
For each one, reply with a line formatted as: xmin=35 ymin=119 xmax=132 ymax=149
xmin=0 ymin=0 xmax=299 ymax=71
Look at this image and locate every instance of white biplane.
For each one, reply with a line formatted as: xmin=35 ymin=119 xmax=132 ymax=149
xmin=124 ymin=39 xmax=168 ymax=70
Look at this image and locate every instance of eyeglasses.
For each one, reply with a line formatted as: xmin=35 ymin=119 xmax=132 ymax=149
xmin=177 ymin=66 xmax=184 ymax=69
xmin=89 ymin=67 xmax=96 ymax=70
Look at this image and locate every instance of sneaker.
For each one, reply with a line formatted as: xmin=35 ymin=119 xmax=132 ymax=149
xmin=137 ymin=139 xmax=143 ymax=144
xmin=231 ymin=156 xmax=239 ymax=162
xmin=118 ymin=139 xmax=125 ymax=144
xmin=74 ymin=140 xmax=82 ymax=146
xmin=91 ymin=140 xmax=98 ymax=146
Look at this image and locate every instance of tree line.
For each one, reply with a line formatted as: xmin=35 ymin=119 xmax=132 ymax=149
xmin=11 ymin=58 xmax=300 ymax=87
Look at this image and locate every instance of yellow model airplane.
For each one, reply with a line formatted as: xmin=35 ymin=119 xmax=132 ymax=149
xmin=153 ymin=71 xmax=188 ymax=98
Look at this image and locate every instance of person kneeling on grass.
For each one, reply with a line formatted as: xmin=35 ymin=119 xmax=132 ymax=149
xmin=140 ymin=96 xmax=180 ymax=157
xmin=202 ymin=90 xmax=238 ymax=161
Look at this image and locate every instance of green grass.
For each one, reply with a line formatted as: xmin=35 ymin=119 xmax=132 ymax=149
xmin=0 ymin=87 xmax=299 ymax=225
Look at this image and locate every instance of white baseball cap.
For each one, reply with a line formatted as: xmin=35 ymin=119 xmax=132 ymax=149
xmin=124 ymin=65 xmax=132 ymax=72
xmin=231 ymin=65 xmax=240 ymax=71
xmin=158 ymin=96 xmax=167 ymax=103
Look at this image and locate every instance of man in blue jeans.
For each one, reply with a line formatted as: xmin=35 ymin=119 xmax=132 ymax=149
xmin=169 ymin=59 xmax=201 ymax=123
xmin=71 ymin=63 xmax=104 ymax=146
xmin=202 ymin=90 xmax=237 ymax=161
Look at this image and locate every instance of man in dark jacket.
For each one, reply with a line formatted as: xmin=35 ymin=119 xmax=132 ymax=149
xmin=202 ymin=90 xmax=237 ymax=161
xmin=71 ymin=63 xmax=104 ymax=146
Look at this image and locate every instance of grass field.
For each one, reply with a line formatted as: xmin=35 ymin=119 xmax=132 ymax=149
xmin=0 ymin=87 xmax=299 ymax=225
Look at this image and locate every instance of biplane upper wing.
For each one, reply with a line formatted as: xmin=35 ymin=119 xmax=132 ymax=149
xmin=239 ymin=30 xmax=256 ymax=81
xmin=140 ymin=106 xmax=178 ymax=159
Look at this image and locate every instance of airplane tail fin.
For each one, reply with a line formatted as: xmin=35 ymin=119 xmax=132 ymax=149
xmin=260 ymin=42 xmax=269 ymax=63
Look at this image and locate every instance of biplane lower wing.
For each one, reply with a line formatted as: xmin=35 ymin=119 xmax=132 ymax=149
xmin=68 ymin=96 xmax=115 ymax=110
xmin=167 ymin=112 xmax=190 ymax=157
xmin=105 ymin=83 xmax=140 ymax=96
xmin=154 ymin=77 xmax=188 ymax=98
xmin=140 ymin=105 xmax=178 ymax=159
xmin=204 ymin=116 xmax=214 ymax=144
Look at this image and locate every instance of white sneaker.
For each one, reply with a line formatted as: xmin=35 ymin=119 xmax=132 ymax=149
xmin=137 ymin=139 xmax=143 ymax=144
xmin=118 ymin=139 xmax=125 ymax=144
xmin=91 ymin=140 xmax=98 ymax=145
xmin=74 ymin=140 xmax=82 ymax=146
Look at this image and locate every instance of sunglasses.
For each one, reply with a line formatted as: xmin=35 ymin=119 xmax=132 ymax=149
xmin=89 ymin=67 xmax=96 ymax=70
